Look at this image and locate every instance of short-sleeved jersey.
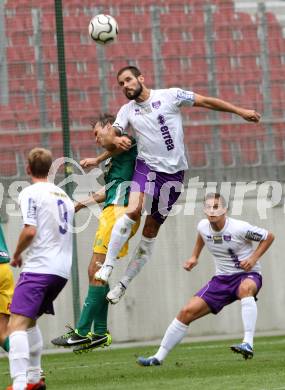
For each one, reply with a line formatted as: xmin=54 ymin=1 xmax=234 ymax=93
xmin=197 ymin=217 xmax=268 ymax=276
xmin=103 ymin=138 xmax=137 ymax=208
xmin=113 ymin=88 xmax=195 ymax=173
xmin=18 ymin=182 xmax=75 ymax=279
xmin=0 ymin=224 xmax=10 ymax=264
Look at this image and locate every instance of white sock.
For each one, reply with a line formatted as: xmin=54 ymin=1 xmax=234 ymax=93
xmin=154 ymin=318 xmax=189 ymax=362
xmin=104 ymin=214 xmax=136 ymax=268
xmin=12 ymin=381 xmax=26 ymax=390
xmin=241 ymin=296 xmax=257 ymax=347
xmin=9 ymin=331 xmax=29 ymax=390
xmin=120 ymin=236 xmax=156 ymax=288
xmin=27 ymin=325 xmax=43 ymax=384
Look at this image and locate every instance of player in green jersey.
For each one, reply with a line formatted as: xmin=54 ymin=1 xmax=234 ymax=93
xmin=51 ymin=114 xmax=139 ymax=353
xmin=0 ymin=223 xmax=13 ymax=352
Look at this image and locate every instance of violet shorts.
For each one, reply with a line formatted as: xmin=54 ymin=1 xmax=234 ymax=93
xmin=10 ymin=272 xmax=67 ymax=320
xmin=130 ymin=159 xmax=184 ymax=224
xmin=195 ymin=272 xmax=262 ymax=314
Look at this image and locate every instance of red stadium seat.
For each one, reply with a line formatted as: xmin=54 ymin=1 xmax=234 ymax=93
xmin=220 ymin=124 xmax=265 ymax=166
xmin=0 ymin=158 xmax=19 ymax=177
xmin=0 ymin=132 xmax=40 ymax=177
xmin=0 ymin=111 xmax=18 ymax=131
xmin=184 ymin=126 xmax=212 ymax=168
xmin=71 ymin=130 xmax=97 ymax=161
xmin=272 ymin=124 xmax=285 ymax=162
xmin=2 ymin=0 xmax=285 ymax=173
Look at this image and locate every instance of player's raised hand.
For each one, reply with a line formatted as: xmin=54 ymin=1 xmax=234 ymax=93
xmin=114 ymin=136 xmax=132 ymax=151
xmin=239 ymin=256 xmax=257 ymax=272
xmin=11 ymin=254 xmax=23 ymax=268
xmin=240 ymin=109 xmax=261 ymax=123
xmin=80 ymin=157 xmax=99 ymax=168
xmin=183 ymin=256 xmax=198 ymax=272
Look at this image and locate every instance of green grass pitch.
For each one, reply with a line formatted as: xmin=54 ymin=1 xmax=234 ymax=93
xmin=1 ymin=335 xmax=285 ymax=390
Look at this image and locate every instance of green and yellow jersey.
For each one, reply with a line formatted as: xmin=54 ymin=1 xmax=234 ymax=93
xmin=0 ymin=224 xmax=10 ymax=264
xmin=103 ymin=138 xmax=137 ymax=208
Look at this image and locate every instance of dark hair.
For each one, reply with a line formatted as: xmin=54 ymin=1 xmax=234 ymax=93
xmin=117 ymin=66 xmax=142 ymax=80
xmin=90 ymin=113 xmax=115 ymax=129
xmin=28 ymin=147 xmax=52 ymax=178
xmin=204 ymin=192 xmax=228 ymax=208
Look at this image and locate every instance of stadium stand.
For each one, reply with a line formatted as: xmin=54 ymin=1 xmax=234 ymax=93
xmin=0 ymin=1 xmax=285 ymax=178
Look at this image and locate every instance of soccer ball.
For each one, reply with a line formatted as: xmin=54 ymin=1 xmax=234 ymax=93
xmin=88 ymin=14 xmax=118 ymax=45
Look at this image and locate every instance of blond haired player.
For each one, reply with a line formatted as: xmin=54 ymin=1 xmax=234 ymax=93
xmin=6 ymin=148 xmax=74 ymax=390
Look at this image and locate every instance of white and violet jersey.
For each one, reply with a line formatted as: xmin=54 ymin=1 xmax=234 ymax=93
xmin=197 ymin=217 xmax=268 ymax=276
xmin=18 ymin=182 xmax=75 ymax=279
xmin=113 ymin=88 xmax=195 ymax=173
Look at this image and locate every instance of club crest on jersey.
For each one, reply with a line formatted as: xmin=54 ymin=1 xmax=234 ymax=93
xmin=213 ymin=235 xmax=223 ymax=244
xmin=134 ymin=108 xmax=141 ymax=115
xmin=223 ymin=234 xmax=231 ymax=241
xmin=152 ymin=100 xmax=161 ymax=109
xmin=206 ymin=235 xmax=212 ymax=241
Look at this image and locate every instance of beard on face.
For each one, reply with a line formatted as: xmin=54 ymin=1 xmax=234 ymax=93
xmin=125 ymin=81 xmax=143 ymax=100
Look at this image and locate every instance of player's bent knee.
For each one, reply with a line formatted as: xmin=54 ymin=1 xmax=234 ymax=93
xmin=238 ymin=287 xmax=256 ymax=298
xmin=177 ymin=306 xmax=195 ymax=325
xmin=238 ymin=280 xmax=257 ymax=298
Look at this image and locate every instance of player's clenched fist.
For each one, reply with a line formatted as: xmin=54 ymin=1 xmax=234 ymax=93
xmin=183 ymin=257 xmax=198 ymax=272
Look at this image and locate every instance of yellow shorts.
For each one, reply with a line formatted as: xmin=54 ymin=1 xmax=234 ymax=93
xmin=0 ymin=263 xmax=14 ymax=315
xmin=93 ymin=205 xmax=140 ymax=258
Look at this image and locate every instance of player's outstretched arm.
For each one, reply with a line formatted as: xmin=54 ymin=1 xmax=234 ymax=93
xmin=239 ymin=231 xmax=275 ymax=272
xmin=75 ymin=189 xmax=106 ymax=212
xmin=80 ymin=150 xmax=112 ymax=169
xmin=183 ymin=233 xmax=205 ymax=271
xmin=193 ymin=93 xmax=261 ymax=122
xmin=80 ymin=132 xmax=133 ymax=169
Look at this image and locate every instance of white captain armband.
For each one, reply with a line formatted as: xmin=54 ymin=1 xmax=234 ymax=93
xmin=112 ymin=124 xmax=124 ymax=136
xmin=245 ymin=230 xmax=264 ymax=241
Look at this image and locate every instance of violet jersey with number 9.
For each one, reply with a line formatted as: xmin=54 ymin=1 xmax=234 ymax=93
xmin=197 ymin=217 xmax=268 ymax=276
xmin=18 ymin=182 xmax=75 ymax=279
